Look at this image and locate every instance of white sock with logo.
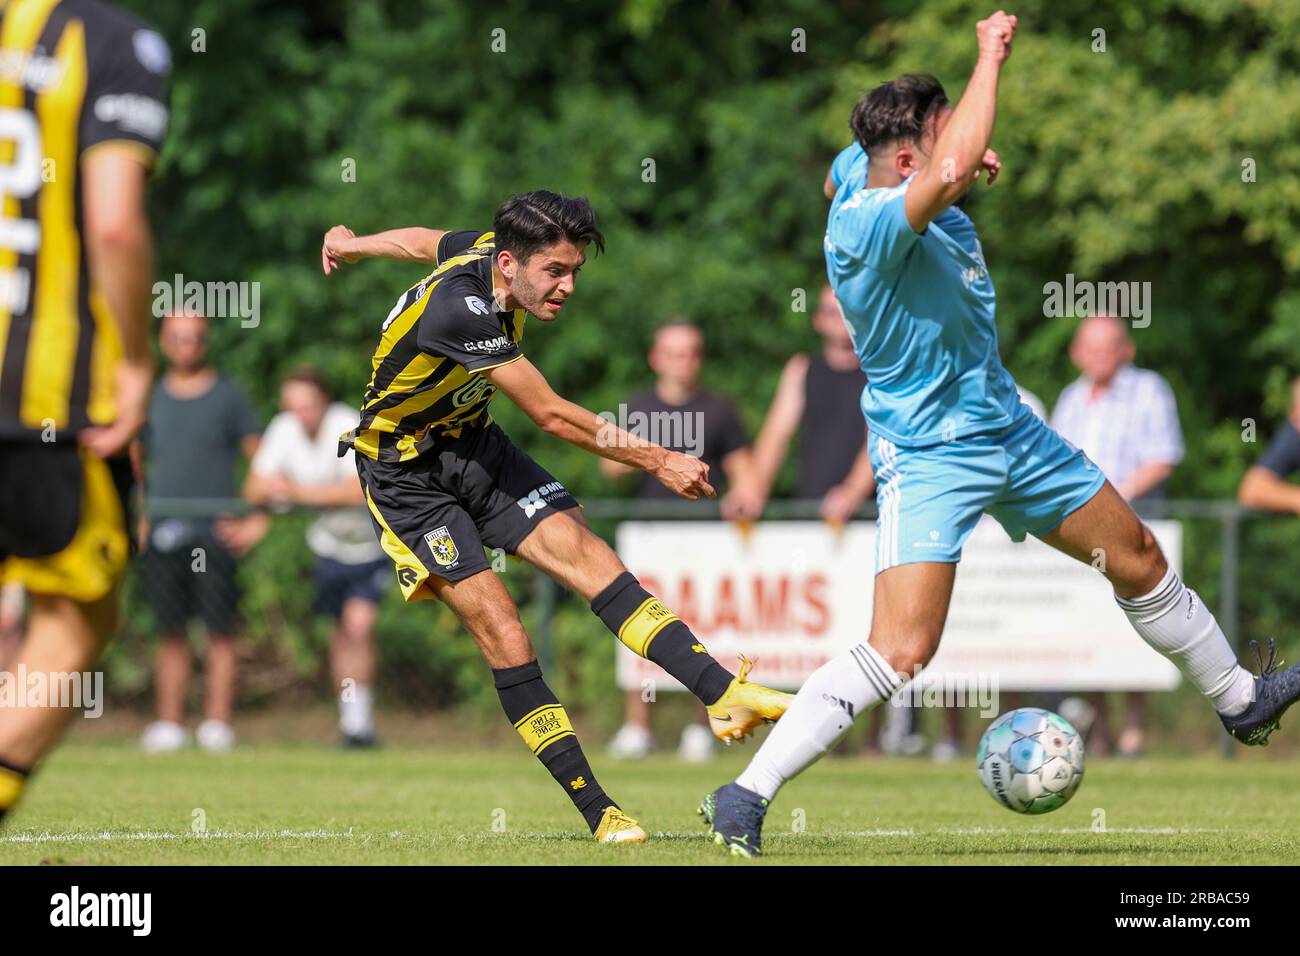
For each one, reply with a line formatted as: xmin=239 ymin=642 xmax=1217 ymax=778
xmin=340 ymin=685 xmax=375 ymax=736
xmin=1116 ymin=568 xmax=1254 ymax=716
xmin=736 ymin=642 xmax=904 ymax=802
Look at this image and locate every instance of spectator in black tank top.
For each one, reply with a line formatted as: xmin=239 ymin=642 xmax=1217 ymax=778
xmin=750 ymin=285 xmax=875 ymax=521
xmin=602 ymin=320 xmax=761 ymax=762
xmin=1238 ymin=376 xmax=1300 ymax=515
xmin=749 ymin=286 xmax=925 ymax=757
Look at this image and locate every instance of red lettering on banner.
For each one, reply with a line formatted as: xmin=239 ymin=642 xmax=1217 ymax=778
xmin=753 ymin=576 xmax=790 ymax=631
xmin=713 ymin=576 xmax=741 ymax=632
xmin=631 ymin=571 xmax=833 ymax=638
xmin=803 ymin=574 xmax=830 ymax=635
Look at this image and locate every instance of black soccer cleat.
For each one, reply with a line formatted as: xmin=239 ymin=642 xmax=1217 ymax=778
xmin=698 ymin=782 xmax=769 ymax=857
xmin=1220 ymin=639 xmax=1300 ymax=746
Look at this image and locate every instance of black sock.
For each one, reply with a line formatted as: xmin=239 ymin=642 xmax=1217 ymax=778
xmin=493 ymin=660 xmax=613 ymax=834
xmin=0 ymin=756 xmax=30 ymax=827
xmin=591 ymin=571 xmax=733 ymax=705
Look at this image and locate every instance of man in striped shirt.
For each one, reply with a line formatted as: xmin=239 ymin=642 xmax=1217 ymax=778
xmin=1051 ymin=314 xmax=1184 ymax=504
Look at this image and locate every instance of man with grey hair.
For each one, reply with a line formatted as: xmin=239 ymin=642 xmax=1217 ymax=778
xmin=1052 ymin=315 xmax=1184 ymax=503
xmin=1051 ymin=313 xmax=1185 ymax=756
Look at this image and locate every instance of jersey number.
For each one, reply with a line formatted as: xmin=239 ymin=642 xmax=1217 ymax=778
xmin=0 ymin=108 xmax=42 ymax=255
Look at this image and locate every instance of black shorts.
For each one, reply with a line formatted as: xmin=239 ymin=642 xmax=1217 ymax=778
xmin=356 ymin=423 xmax=578 ymax=600
xmin=139 ymin=523 xmax=241 ymax=634
xmin=311 ymin=556 xmax=389 ymax=619
xmin=0 ymin=441 xmax=133 ymax=603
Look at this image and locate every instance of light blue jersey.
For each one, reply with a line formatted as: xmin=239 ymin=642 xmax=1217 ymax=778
xmin=824 ymin=143 xmax=1020 ymax=448
xmin=826 ymin=144 xmax=1105 ymax=570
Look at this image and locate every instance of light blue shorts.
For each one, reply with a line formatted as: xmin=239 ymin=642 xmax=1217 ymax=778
xmin=869 ymin=404 xmax=1107 ymax=573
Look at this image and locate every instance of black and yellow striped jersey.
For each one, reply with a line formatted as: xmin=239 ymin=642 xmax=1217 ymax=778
xmin=0 ymin=0 xmax=169 ymax=440
xmin=340 ymin=230 xmax=528 ymax=463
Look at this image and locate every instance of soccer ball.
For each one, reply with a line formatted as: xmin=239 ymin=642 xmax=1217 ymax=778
xmin=977 ymin=708 xmax=1084 ymax=814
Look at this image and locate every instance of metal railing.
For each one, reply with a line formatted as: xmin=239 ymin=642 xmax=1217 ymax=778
xmin=131 ymin=495 xmax=1277 ymax=755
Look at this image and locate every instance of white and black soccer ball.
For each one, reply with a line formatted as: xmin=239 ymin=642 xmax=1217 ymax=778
xmin=977 ymin=707 xmax=1084 ymax=814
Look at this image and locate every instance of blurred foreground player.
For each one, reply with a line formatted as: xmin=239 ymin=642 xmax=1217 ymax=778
xmin=0 ymin=0 xmax=169 ymax=827
xmin=322 ymin=193 xmax=793 ymax=842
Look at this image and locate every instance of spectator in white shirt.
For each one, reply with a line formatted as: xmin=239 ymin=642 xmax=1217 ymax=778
xmin=245 ymin=368 xmax=389 ymax=747
xmin=1051 ymin=314 xmax=1185 ymax=756
xmin=1052 ymin=315 xmax=1184 ymax=502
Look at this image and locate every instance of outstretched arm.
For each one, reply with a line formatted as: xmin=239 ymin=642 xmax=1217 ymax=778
xmin=485 ymin=357 xmax=716 ymax=500
xmin=904 ymin=11 xmax=1015 ymax=233
xmin=321 ymin=225 xmax=446 ymax=274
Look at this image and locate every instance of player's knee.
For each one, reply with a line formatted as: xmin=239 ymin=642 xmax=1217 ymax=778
xmin=876 ymin=631 xmax=941 ymax=679
xmin=1111 ymin=522 xmax=1167 ymax=596
xmin=472 ymin=613 xmax=533 ymax=667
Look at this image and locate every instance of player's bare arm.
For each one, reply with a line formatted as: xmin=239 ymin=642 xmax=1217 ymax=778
xmin=79 ymin=146 xmax=157 ymax=459
xmin=902 ymin=11 xmax=1015 ymax=233
xmin=748 ymin=352 xmax=810 ymax=508
xmin=484 ymin=356 xmax=716 ymax=500
xmin=321 ymin=224 xmax=446 ymax=274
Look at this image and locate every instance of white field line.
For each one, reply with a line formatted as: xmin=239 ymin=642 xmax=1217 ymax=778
xmin=1 ymin=828 xmax=358 ymax=844
xmin=0 ymin=824 xmax=1233 ymax=846
xmin=840 ymin=826 xmax=1232 ymax=836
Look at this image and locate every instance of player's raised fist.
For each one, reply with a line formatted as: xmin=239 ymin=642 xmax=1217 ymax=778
xmin=976 ymin=11 xmax=1017 ymax=64
xmin=321 ymin=224 xmax=358 ymax=274
xmin=654 ymin=450 xmax=716 ymax=500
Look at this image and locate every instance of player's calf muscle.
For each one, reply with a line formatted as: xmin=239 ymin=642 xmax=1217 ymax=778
xmin=517 ymin=509 xmax=626 ymax=601
xmin=1047 ymin=487 xmax=1167 ymax=597
xmin=1109 ymin=523 xmax=1168 ymax=598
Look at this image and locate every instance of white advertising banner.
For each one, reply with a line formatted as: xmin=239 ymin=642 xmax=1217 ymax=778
xmin=615 ymin=517 xmax=1182 ymax=693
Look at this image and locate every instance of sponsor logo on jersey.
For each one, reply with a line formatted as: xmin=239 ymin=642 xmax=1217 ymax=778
xmin=133 ymin=29 xmax=172 ymax=75
xmin=463 ymin=295 xmax=491 ymax=315
xmin=516 ymin=481 xmax=567 ymax=518
xmin=94 ymin=93 xmax=168 ymax=141
xmin=450 ymin=375 xmax=494 ymax=408
xmin=462 ymin=336 xmax=511 ymax=354
xmin=0 ymin=49 xmax=65 ymax=92
xmin=423 ymin=526 xmax=459 ymax=567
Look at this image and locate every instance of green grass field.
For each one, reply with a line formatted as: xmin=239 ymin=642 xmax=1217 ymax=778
xmin=4 ymin=740 xmax=1300 ymax=865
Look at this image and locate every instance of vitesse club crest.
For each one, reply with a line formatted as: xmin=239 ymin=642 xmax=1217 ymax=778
xmin=423 ymin=526 xmax=459 ymax=567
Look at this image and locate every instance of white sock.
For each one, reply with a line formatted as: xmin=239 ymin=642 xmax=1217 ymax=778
xmin=1116 ymin=568 xmax=1254 ymax=716
xmin=339 ymin=685 xmax=375 ymax=736
xmin=736 ymin=643 xmax=903 ymax=801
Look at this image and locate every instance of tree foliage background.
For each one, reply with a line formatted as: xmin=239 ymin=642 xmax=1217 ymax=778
xmin=110 ymin=0 xmax=1300 ymax=744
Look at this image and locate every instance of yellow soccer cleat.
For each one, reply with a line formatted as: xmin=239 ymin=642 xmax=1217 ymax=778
xmin=593 ymin=806 xmax=648 ymax=844
xmin=706 ymin=655 xmax=794 ymax=744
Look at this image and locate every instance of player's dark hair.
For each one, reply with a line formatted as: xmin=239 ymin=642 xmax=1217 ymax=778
xmin=493 ymin=190 xmax=605 ymax=262
xmin=849 ymin=73 xmax=949 ymax=153
xmin=283 ymin=365 xmax=332 ymax=400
